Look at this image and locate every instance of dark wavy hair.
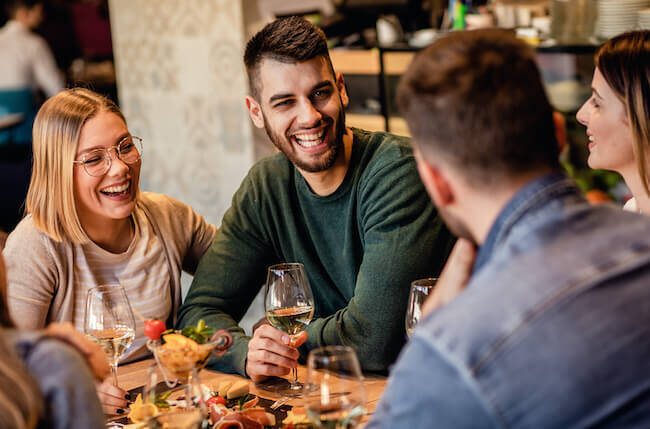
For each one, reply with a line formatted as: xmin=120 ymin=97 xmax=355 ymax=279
xmin=596 ymin=30 xmax=650 ymax=195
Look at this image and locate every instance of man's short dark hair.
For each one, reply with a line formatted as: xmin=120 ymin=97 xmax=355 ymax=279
xmin=244 ymin=16 xmax=334 ymax=99
xmin=397 ymin=29 xmax=559 ymax=186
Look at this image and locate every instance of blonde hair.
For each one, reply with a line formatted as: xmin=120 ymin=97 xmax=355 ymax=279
xmin=26 ymin=88 xmax=127 ymax=243
xmin=595 ymin=30 xmax=650 ymax=195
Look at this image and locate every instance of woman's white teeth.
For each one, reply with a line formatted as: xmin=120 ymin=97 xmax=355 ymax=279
xmin=101 ymin=182 xmax=130 ymax=193
xmin=294 ymin=130 xmax=324 ymax=147
xmin=588 ymin=136 xmax=594 ymax=142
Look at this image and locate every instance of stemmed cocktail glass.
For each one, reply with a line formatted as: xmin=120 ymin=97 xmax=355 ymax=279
xmin=146 ymin=328 xmax=232 ymax=410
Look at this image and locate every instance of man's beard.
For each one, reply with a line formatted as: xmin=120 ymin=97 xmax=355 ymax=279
xmin=263 ymin=108 xmax=346 ymax=173
xmin=438 ymin=205 xmax=475 ymax=245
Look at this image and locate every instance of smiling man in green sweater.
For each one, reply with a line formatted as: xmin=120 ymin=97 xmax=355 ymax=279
xmin=177 ymin=16 xmax=455 ymax=380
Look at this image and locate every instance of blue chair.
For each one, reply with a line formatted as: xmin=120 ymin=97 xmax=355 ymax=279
xmin=0 ymin=88 xmax=36 ymax=145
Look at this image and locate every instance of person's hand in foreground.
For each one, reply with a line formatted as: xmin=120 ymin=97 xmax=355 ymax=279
xmin=246 ymin=322 xmax=308 ymax=382
xmin=44 ymin=322 xmax=129 ymax=415
xmin=422 ymin=238 xmax=477 ymax=317
xmin=44 ymin=322 xmax=109 ymax=379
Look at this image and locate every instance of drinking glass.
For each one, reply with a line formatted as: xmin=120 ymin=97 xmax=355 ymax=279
xmin=405 ymin=278 xmax=437 ymax=338
xmin=304 ymin=346 xmax=366 ymax=429
xmin=84 ymin=284 xmax=136 ymax=386
xmin=264 ymin=262 xmax=314 ymax=393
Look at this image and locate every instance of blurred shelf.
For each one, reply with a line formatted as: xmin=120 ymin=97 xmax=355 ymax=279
xmin=330 ymin=49 xmax=380 ymax=75
xmin=347 ymin=113 xmax=410 ymax=137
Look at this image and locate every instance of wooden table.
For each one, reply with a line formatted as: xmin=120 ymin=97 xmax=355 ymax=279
xmin=118 ymin=359 xmax=387 ymax=425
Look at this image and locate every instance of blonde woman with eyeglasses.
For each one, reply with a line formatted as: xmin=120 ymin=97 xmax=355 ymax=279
xmin=2 ymin=88 xmax=217 ymax=416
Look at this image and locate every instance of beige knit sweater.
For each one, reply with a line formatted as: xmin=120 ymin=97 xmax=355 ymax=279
xmin=3 ymin=192 xmax=216 ymax=329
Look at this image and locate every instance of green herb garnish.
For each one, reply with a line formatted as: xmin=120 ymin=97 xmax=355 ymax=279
xmin=154 ymin=391 xmax=171 ymax=409
xmin=238 ymin=393 xmax=252 ymax=410
xmin=179 ymin=319 xmax=215 ymax=345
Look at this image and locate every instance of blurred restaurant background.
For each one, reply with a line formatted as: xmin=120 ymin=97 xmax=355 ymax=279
xmin=2 ymin=0 xmax=650 ymax=239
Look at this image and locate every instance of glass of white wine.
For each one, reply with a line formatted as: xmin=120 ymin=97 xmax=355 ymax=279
xmin=84 ymin=284 xmax=136 ymax=386
xmin=304 ymin=346 xmax=366 ymax=429
xmin=405 ymin=277 xmax=437 ymax=338
xmin=264 ymin=262 xmax=314 ymax=393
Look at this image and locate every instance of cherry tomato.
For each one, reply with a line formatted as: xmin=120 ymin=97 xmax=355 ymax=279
xmin=206 ymin=395 xmax=226 ymax=407
xmin=144 ymin=319 xmax=166 ymax=340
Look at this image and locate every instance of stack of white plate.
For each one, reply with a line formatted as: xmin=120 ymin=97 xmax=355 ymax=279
xmin=597 ymin=0 xmax=650 ymax=39
xmin=639 ymin=8 xmax=650 ymax=29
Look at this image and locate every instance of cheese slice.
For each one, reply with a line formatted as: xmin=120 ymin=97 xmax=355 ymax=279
xmin=217 ymin=380 xmax=234 ymax=397
xmin=226 ymin=380 xmax=250 ymax=399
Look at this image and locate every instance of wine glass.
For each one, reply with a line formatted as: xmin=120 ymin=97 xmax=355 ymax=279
xmin=264 ymin=262 xmax=314 ymax=393
xmin=304 ymin=346 xmax=366 ymax=429
xmin=84 ymin=284 xmax=136 ymax=386
xmin=405 ymin=278 xmax=437 ymax=338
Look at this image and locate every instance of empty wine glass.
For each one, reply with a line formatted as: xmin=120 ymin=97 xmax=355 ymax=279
xmin=405 ymin=278 xmax=437 ymax=338
xmin=304 ymin=346 xmax=366 ymax=429
xmin=264 ymin=262 xmax=314 ymax=394
xmin=84 ymin=284 xmax=136 ymax=386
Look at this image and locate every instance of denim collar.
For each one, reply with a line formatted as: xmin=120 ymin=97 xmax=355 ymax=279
xmin=473 ymin=172 xmax=575 ymax=274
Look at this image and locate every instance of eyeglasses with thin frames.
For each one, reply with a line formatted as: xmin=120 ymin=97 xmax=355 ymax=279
xmin=73 ymin=136 xmax=143 ymax=177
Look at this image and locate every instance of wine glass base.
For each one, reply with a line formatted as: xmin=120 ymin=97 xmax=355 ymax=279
xmin=255 ymin=377 xmax=316 ymax=397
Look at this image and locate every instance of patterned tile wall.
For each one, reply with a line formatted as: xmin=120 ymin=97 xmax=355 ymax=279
xmin=108 ymin=0 xmax=254 ymax=225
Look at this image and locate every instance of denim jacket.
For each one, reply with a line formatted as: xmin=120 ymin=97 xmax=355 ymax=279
xmin=367 ymin=174 xmax=650 ymax=428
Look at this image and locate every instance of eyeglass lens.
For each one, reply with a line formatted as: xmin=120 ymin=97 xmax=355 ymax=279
xmin=82 ymin=137 xmax=142 ymax=176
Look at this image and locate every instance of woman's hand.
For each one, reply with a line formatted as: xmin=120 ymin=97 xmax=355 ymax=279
xmin=97 ymin=379 xmax=129 ymax=415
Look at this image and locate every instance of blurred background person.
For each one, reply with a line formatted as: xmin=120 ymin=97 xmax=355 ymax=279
xmin=0 ymin=0 xmax=63 ymax=99
xmin=0 ymin=0 xmax=65 ymax=239
xmin=577 ymin=30 xmax=650 ymax=214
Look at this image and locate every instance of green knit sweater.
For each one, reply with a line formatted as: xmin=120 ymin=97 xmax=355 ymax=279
xmin=178 ymin=128 xmax=455 ymax=376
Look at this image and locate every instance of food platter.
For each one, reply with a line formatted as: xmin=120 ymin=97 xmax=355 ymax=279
xmin=112 ymin=382 xmax=295 ymax=429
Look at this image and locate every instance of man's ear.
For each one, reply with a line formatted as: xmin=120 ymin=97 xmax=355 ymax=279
xmin=552 ymin=111 xmax=567 ymax=153
xmin=335 ymin=72 xmax=349 ymax=108
xmin=416 ymin=156 xmax=454 ymax=208
xmin=245 ymin=96 xmax=265 ymax=129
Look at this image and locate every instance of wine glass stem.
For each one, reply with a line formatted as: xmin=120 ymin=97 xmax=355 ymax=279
xmin=110 ymin=363 xmax=119 ymax=386
xmin=292 ymin=367 xmax=298 ymax=386
xmin=185 ymin=373 xmax=194 ymax=410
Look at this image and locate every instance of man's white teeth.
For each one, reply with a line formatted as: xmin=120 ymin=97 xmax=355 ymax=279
xmin=294 ymin=130 xmax=324 ymax=148
xmin=588 ymin=136 xmax=594 ymax=142
xmin=102 ymin=182 xmax=129 ymax=193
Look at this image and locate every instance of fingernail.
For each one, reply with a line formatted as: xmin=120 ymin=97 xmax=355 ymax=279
xmin=124 ymin=393 xmax=132 ymax=400
xmin=116 ymin=408 xmax=125 ymax=415
xmin=282 ymin=335 xmax=290 ymax=344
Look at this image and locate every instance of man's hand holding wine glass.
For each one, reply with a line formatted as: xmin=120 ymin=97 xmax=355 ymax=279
xmin=246 ymin=324 xmax=308 ymax=382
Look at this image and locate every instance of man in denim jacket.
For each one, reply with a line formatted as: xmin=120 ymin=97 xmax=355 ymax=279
xmin=367 ymin=29 xmax=650 ymax=428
